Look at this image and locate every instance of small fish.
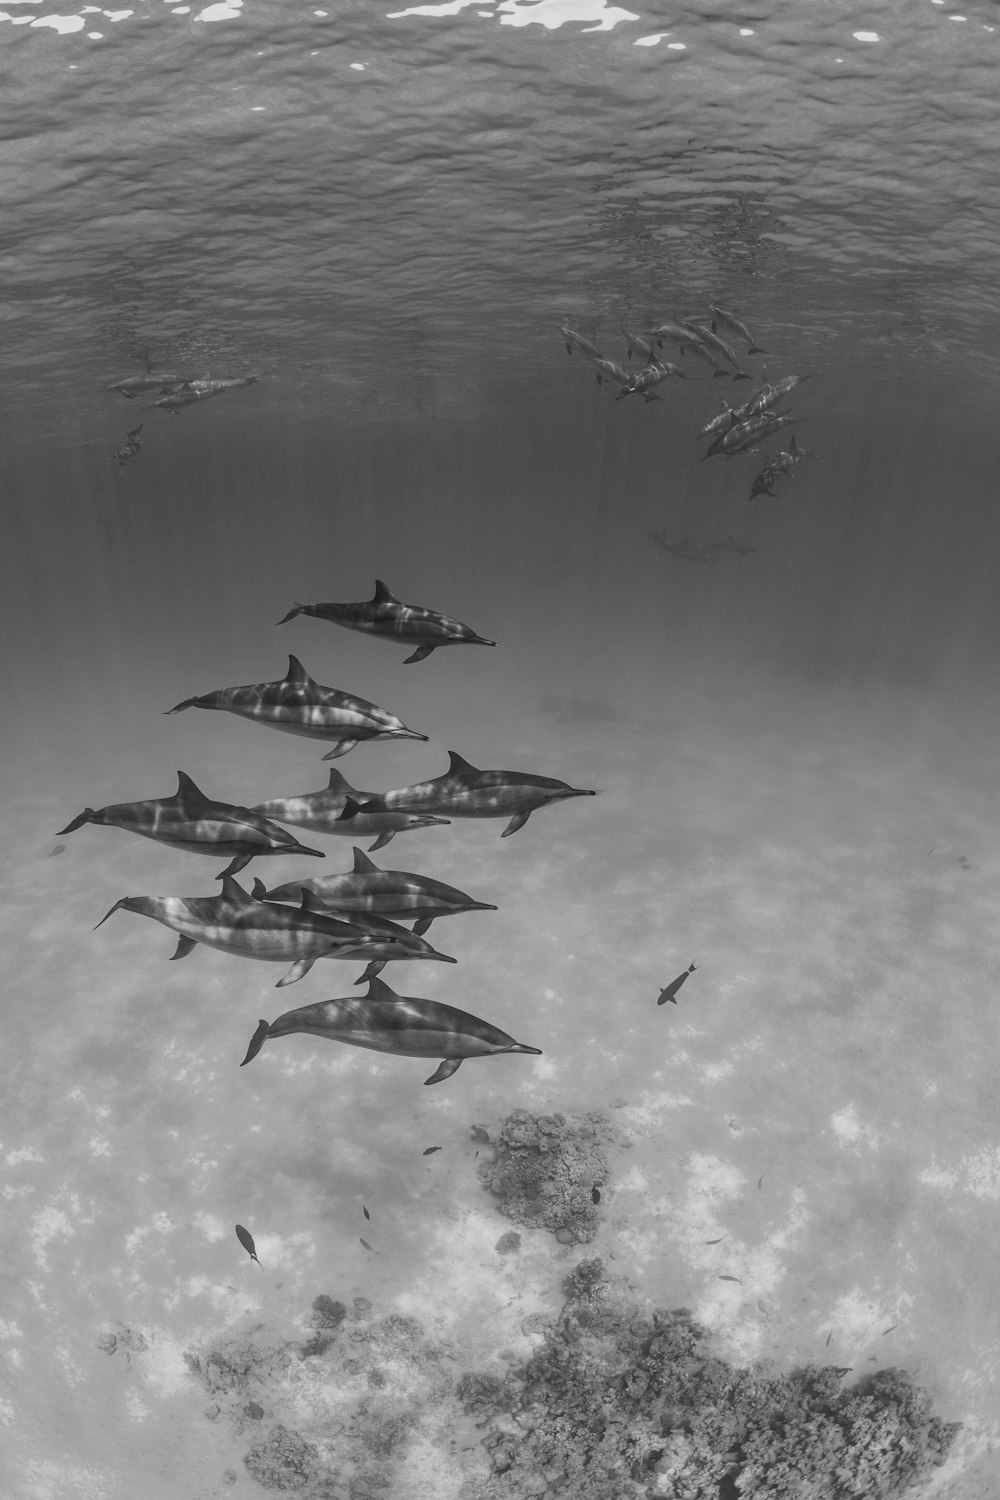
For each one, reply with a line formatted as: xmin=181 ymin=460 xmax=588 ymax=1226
xmin=49 ymin=844 xmax=66 ymax=857
xmin=718 ymin=1274 xmax=743 ymax=1284
xmin=703 ymin=1235 xmax=726 ymax=1245
xmin=708 ymin=304 xmax=768 ymax=355
xmin=422 ymin=1146 xmax=442 ymax=1156
xmin=235 ymin=1224 xmax=261 ymax=1266
xmin=882 ymin=1323 xmax=899 ymax=1336
xmin=657 ymin=962 xmax=697 ymax=1006
xmin=362 ymin=1205 xmax=370 ymax=1220
xmin=559 ymin=323 xmax=602 ymax=360
xmin=359 ymin=1238 xmax=376 ymax=1252
xmin=591 ymin=1186 xmax=601 ymax=1205
xmin=757 ymin=1175 xmax=763 ymax=1190
xmin=826 ymin=1330 xmax=832 ymax=1348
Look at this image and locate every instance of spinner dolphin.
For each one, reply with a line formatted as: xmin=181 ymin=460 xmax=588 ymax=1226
xmin=260 ymin=845 xmax=497 ymax=934
xmin=240 ymin=975 xmax=541 ymax=1084
xmin=251 ymin=766 xmax=449 ymax=848
xmin=167 ymin=655 xmax=427 ymax=759
xmin=352 ymin=750 xmax=597 ymax=837
xmin=56 ymin=770 xmax=323 ymax=878
xmin=278 ymin=580 xmax=495 ymax=664
xmin=94 ymin=875 xmax=394 ymax=987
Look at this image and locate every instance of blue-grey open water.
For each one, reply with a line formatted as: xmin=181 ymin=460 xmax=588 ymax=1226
xmin=4 ymin=0 xmax=1000 ymax=1495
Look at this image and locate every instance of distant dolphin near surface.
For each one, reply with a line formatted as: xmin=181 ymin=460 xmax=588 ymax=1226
xmin=56 ymin=770 xmax=323 ymax=878
xmin=94 ymin=874 xmax=393 ymax=987
xmin=278 ymin=580 xmax=496 ymax=664
xmin=167 ymin=655 xmax=427 ymax=759
xmin=351 ymin=750 xmax=597 ymax=837
xmin=260 ymin=845 xmax=497 ymax=934
xmin=252 ymin=767 xmax=450 ymax=849
xmin=240 ymin=975 xmax=542 ymax=1084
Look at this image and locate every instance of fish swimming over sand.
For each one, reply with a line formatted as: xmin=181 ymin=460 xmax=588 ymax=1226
xmin=235 ymin=1224 xmax=261 ymax=1265
xmin=658 ymin=962 xmax=697 ymax=1005
xmin=94 ymin=874 xmax=391 ymax=987
xmin=351 ymin=750 xmax=596 ymax=838
xmin=167 ymin=655 xmax=427 ymax=759
xmin=278 ymin=581 xmax=495 ymax=664
xmin=56 ymin=770 xmax=323 ymax=878
xmin=240 ymin=975 xmax=542 ymax=1085
xmin=252 ymin=767 xmax=450 ymax=849
xmin=259 ymin=845 xmax=496 ymax=934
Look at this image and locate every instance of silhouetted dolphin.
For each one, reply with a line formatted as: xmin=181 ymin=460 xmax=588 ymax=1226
xmin=352 ymin=750 xmax=596 ymax=837
xmin=56 ymin=771 xmax=323 ymax=878
xmin=249 ymin=876 xmax=456 ymax=983
xmin=278 ymin=580 xmax=495 ymax=664
xmin=167 ymin=656 xmax=426 ymax=759
xmin=94 ymin=875 xmax=393 ymax=987
xmin=240 ymin=974 xmax=542 ymax=1084
xmin=251 ymin=767 xmax=449 ymax=849
xmin=259 ymin=845 xmax=497 ymax=934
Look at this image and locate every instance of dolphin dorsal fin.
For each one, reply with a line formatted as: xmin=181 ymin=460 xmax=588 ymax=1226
xmin=220 ymin=875 xmax=252 ymax=904
xmin=372 ymin=580 xmax=398 ymax=604
xmin=365 ymin=975 xmax=398 ymax=1002
xmin=447 ymin=751 xmax=478 ymax=776
xmin=327 ymin=767 xmax=356 ymax=794
xmin=285 ymin=655 xmax=313 ymax=686
xmin=789 ymin=435 xmax=801 ymax=454
xmin=176 ymin=770 xmax=209 ymax=802
xmin=251 ymin=877 xmax=268 ymax=900
xmin=352 ymin=847 xmax=377 ymax=873
xmin=298 ymin=890 xmax=328 ymax=915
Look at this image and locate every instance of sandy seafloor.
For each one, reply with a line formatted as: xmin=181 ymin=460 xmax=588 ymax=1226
xmin=3 ymin=670 xmax=1000 ymax=1499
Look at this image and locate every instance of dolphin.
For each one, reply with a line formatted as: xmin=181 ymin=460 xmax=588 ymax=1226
xmin=743 ymin=373 xmax=811 ymax=420
xmin=56 ymin=770 xmax=324 ymax=878
xmin=708 ymin=305 xmax=768 ymax=355
xmin=251 ymin=767 xmax=450 ymax=849
xmin=559 ymin=324 xmax=602 ymax=360
xmin=351 ymin=750 xmax=596 ymax=837
xmin=703 ymin=411 xmax=800 ymax=459
xmin=681 ymin=320 xmax=751 ymax=380
xmin=240 ymin=974 xmax=542 ymax=1084
xmin=621 ymin=328 xmax=657 ymax=363
xmin=658 ymin=961 xmax=697 ymax=1006
xmin=249 ymin=876 xmax=457 ymax=982
xmin=108 ymin=350 xmax=188 ymax=400
xmin=167 ymin=655 xmax=427 ymax=759
xmin=278 ymin=580 xmax=496 ymax=664
xmin=110 ymin=424 xmax=144 ymax=465
xmin=617 ymin=360 xmax=685 ymax=402
xmin=259 ymin=845 xmax=497 ymax=935
xmin=145 ymin=376 xmax=258 ymax=413
xmin=748 ymin=436 xmax=812 ymax=501
xmin=591 ymin=358 xmax=631 ymax=389
xmin=94 ymin=875 xmax=396 ymax=987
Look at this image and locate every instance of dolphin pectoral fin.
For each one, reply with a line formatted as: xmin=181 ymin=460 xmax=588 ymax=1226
xmin=93 ymin=899 xmax=127 ymax=930
xmin=412 ymin=917 xmax=432 ymax=936
xmin=747 ymin=344 xmax=768 ymax=355
xmin=322 ymin=740 xmax=359 ymax=761
xmin=219 ymin=852 xmax=251 ymax=879
xmin=403 ymin=645 xmax=435 ymax=664
xmin=171 ymin=935 xmax=198 ymax=960
xmin=370 ymin=832 xmax=394 ymax=850
xmin=56 ymin=809 xmax=94 ymax=835
xmin=501 ymin=812 xmax=531 ymax=837
xmin=276 ymin=604 xmax=305 ymax=625
xmin=424 ymin=1058 xmax=462 ymax=1085
xmin=354 ymin=960 xmax=386 ymax=985
xmin=277 ymin=957 xmax=316 ymax=986
xmin=240 ymin=1020 xmax=271 ymax=1066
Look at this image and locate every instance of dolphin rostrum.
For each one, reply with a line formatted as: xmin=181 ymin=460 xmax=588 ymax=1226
xmin=351 ymin=750 xmax=597 ymax=837
xmin=278 ymin=580 xmax=495 ymax=664
xmin=259 ymin=845 xmax=497 ymax=935
xmin=240 ymin=974 xmax=542 ymax=1084
xmin=94 ymin=875 xmax=396 ymax=987
xmin=249 ymin=876 xmax=456 ymax=983
xmin=56 ymin=770 xmax=324 ymax=878
xmin=252 ymin=767 xmax=450 ymax=850
xmin=167 ymin=655 xmax=427 ymax=759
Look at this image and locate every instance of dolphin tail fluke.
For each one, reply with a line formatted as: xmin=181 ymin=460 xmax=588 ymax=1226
xmin=403 ymin=645 xmax=435 ymax=664
xmin=322 ymin=740 xmax=358 ymax=761
xmin=369 ymin=831 xmax=394 ymax=851
xmin=424 ymin=1058 xmax=462 ymax=1085
xmin=412 ymin=917 xmax=432 ymax=936
xmin=240 ymin=1020 xmax=271 ymax=1066
xmin=93 ymin=898 xmax=129 ymax=930
xmin=56 ymin=808 xmax=94 ymax=836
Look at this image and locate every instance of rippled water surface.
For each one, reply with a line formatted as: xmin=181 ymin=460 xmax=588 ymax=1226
xmin=4 ymin=1 xmax=1000 ymax=1496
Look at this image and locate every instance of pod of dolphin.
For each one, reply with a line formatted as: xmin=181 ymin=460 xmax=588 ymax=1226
xmin=107 ymin=349 xmax=260 ymax=469
xmin=59 ymin=580 xmax=599 ymax=1084
xmin=561 ymin=306 xmax=815 ymax=505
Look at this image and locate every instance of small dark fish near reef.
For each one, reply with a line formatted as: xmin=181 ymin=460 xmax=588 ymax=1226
xmin=235 ymin=1224 xmax=261 ymax=1265
xmin=658 ymin=962 xmax=697 ymax=1006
